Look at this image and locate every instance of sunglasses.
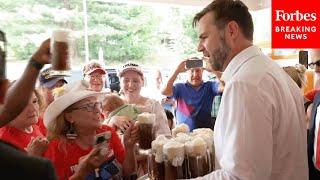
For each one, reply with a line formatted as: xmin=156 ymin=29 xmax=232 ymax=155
xmin=308 ymin=60 xmax=320 ymax=69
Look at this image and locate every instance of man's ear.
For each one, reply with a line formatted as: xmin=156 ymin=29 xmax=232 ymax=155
xmin=225 ymin=20 xmax=240 ymax=40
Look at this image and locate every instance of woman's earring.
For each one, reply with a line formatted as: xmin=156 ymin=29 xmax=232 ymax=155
xmin=66 ymin=122 xmax=78 ymax=139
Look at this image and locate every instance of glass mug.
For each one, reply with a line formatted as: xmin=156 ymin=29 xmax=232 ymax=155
xmin=50 ymin=29 xmax=73 ymax=77
xmin=137 ymin=113 xmax=155 ymax=150
xmin=147 ymin=150 xmax=165 ymax=180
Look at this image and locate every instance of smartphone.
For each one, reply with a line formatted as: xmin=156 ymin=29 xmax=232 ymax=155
xmin=186 ymin=58 xmax=203 ymax=69
xmin=299 ymin=50 xmax=308 ymax=68
xmin=95 ymin=131 xmax=111 ymax=145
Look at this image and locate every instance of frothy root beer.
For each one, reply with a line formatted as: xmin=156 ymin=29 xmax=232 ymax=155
xmin=185 ymin=137 xmax=208 ymax=178
xmin=163 ymin=141 xmax=185 ymax=180
xmin=50 ymin=30 xmax=72 ymax=76
xmin=52 ymin=41 xmax=70 ymax=70
xmin=137 ymin=113 xmax=155 ymax=150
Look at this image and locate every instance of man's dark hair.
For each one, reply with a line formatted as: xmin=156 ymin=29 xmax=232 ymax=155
xmin=193 ymin=0 xmax=254 ymax=41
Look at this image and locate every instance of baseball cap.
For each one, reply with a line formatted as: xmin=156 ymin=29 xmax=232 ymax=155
xmin=39 ymin=68 xmax=68 ymax=89
xmin=83 ymin=60 xmax=106 ymax=76
xmin=118 ymin=62 xmax=143 ymax=77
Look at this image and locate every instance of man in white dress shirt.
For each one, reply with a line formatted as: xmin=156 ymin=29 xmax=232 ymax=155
xmin=192 ymin=0 xmax=308 ymax=179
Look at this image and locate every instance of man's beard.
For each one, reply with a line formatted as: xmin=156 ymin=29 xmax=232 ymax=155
xmin=208 ymin=33 xmax=231 ymax=72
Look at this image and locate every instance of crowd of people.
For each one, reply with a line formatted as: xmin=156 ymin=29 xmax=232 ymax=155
xmin=1 ymin=0 xmax=320 ymax=179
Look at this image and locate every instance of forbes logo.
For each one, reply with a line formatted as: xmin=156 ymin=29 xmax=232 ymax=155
xmin=275 ymin=10 xmax=317 ymax=21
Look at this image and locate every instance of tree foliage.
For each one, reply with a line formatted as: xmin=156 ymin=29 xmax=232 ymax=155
xmin=0 ymin=0 xmax=199 ymax=64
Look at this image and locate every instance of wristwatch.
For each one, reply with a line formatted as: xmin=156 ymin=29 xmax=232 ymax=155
xmin=29 ymin=58 xmax=44 ymax=70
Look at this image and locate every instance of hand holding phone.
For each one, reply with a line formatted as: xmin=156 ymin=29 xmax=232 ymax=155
xmin=299 ymin=50 xmax=308 ymax=68
xmin=185 ymin=57 xmax=203 ymax=69
xmin=95 ymin=132 xmax=112 ymax=156
xmin=95 ymin=132 xmax=111 ymax=145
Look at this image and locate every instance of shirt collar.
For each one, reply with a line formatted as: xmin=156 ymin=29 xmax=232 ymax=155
xmin=186 ymin=81 xmax=204 ymax=89
xmin=221 ymin=45 xmax=262 ymax=83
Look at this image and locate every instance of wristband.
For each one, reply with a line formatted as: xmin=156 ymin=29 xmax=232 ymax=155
xmin=29 ymin=58 xmax=44 ymax=70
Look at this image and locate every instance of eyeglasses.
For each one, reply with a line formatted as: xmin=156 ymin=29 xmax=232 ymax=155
xmin=308 ymin=60 xmax=320 ymax=69
xmin=68 ymin=102 xmax=102 ymax=112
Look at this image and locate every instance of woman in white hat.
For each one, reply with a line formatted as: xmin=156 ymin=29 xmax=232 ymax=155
xmin=109 ymin=62 xmax=171 ymax=136
xmin=41 ymin=80 xmax=138 ymax=180
xmin=108 ymin=62 xmax=171 ymax=177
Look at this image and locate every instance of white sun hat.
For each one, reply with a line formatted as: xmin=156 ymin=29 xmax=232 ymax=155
xmin=43 ymin=80 xmax=105 ymax=128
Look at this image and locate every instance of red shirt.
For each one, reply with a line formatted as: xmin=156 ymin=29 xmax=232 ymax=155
xmin=0 ymin=125 xmax=44 ymax=152
xmin=43 ymin=125 xmax=125 ymax=180
xmin=37 ymin=115 xmax=47 ymax=136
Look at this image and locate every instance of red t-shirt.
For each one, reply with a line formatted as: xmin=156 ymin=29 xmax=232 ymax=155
xmin=37 ymin=115 xmax=47 ymax=136
xmin=0 ymin=125 xmax=44 ymax=152
xmin=43 ymin=125 xmax=125 ymax=180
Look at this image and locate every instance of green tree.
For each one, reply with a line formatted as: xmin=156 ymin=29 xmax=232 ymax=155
xmin=0 ymin=0 xmax=199 ymax=64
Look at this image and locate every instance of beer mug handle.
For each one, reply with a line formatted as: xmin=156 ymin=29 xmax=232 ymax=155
xmin=207 ymin=149 xmax=213 ymax=172
xmin=147 ymin=152 xmax=153 ymax=179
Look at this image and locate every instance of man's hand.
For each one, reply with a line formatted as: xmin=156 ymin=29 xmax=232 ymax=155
xmin=31 ymin=39 xmax=51 ymax=64
xmin=175 ymin=60 xmax=188 ymax=74
xmin=162 ymin=59 xmax=188 ymax=97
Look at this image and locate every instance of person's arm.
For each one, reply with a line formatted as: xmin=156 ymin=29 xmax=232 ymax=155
xmin=0 ymin=39 xmax=51 ymax=127
xmin=161 ymin=60 xmax=187 ymax=97
xmin=152 ymin=100 xmax=171 ymax=137
xmin=192 ymin=81 xmax=273 ymax=180
xmin=69 ymin=148 xmax=107 ymax=180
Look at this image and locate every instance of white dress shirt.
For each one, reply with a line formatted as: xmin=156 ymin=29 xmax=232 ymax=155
xmin=195 ymin=46 xmax=308 ymax=180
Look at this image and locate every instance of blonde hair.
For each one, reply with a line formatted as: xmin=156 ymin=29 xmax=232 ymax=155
xmin=46 ymin=112 xmax=70 ymax=141
xmin=103 ymin=93 xmax=125 ymax=114
xmin=34 ymin=88 xmax=45 ymax=113
xmin=283 ymin=64 xmax=307 ymax=88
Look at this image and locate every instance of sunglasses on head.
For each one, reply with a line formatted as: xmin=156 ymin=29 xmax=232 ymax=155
xmin=308 ymin=60 xmax=320 ymax=69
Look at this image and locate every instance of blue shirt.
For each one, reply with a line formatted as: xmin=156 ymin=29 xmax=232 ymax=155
xmin=173 ymin=81 xmax=220 ymax=130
